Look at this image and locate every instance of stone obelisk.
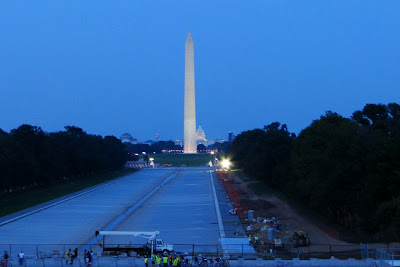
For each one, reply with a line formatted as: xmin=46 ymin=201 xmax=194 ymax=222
xmin=184 ymin=32 xmax=197 ymax=154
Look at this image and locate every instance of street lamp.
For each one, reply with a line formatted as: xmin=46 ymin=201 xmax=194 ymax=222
xmin=221 ymin=159 xmax=231 ymax=169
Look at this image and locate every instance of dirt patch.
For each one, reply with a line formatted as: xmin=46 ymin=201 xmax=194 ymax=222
xmin=240 ymin=199 xmax=276 ymax=219
xmin=229 ymin=174 xmax=350 ymax=246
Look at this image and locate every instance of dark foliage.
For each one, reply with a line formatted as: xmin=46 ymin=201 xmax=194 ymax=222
xmin=208 ymin=141 xmax=232 ymax=153
xmin=197 ymin=144 xmax=207 ymax=153
xmin=0 ymin=125 xmax=127 ymax=192
xmin=230 ymin=103 xmax=400 ymax=242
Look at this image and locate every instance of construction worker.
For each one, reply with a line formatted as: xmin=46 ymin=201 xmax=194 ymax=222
xmin=65 ymin=249 xmax=71 ymax=264
xmin=248 ymin=235 xmax=252 ymax=245
xmin=144 ymin=256 xmax=149 ymax=267
xmin=169 ymin=254 xmax=173 ymax=267
xmin=151 ymin=253 xmax=156 ymax=266
xmin=261 ymin=239 xmax=264 ymax=246
xmin=173 ymin=256 xmax=180 ymax=267
xmin=162 ymin=254 xmax=168 ymax=267
xmin=255 ymin=236 xmax=259 ymax=245
xmin=156 ymin=254 xmax=162 ymax=266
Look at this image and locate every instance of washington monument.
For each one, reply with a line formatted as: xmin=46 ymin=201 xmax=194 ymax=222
xmin=184 ymin=32 xmax=197 ymax=154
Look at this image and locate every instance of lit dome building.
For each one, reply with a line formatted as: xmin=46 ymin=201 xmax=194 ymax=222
xmin=196 ymin=126 xmax=208 ymax=146
xmin=120 ymin=133 xmax=138 ymax=144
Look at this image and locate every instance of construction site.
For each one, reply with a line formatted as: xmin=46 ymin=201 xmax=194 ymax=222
xmin=215 ymin=169 xmax=398 ymax=260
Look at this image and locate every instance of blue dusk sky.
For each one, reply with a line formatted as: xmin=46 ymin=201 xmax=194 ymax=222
xmin=1 ymin=1 xmax=399 ymax=141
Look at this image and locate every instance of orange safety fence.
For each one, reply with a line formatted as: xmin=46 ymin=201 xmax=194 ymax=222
xmin=216 ymin=171 xmax=249 ymax=219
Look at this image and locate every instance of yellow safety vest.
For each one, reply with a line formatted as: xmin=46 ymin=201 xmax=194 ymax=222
xmin=156 ymin=257 xmax=161 ymax=264
xmin=163 ymin=256 xmax=168 ymax=263
xmin=144 ymin=258 xmax=148 ymax=263
xmin=173 ymin=258 xmax=180 ymax=266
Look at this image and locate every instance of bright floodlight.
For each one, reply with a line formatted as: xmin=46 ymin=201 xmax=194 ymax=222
xmin=221 ymin=159 xmax=231 ymax=169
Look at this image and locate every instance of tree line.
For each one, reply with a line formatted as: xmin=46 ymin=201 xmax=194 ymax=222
xmin=124 ymin=141 xmax=182 ymax=159
xmin=124 ymin=141 xmax=231 ymax=158
xmin=230 ymin=103 xmax=400 ymax=242
xmin=0 ymin=125 xmax=127 ymax=192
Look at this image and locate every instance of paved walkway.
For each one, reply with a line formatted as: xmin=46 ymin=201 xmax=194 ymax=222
xmin=0 ymin=169 xmax=174 ymax=254
xmin=0 ymin=168 xmax=230 ymax=257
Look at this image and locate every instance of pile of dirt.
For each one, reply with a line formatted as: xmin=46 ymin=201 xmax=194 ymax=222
xmin=252 ymin=222 xmax=267 ymax=231
xmin=254 ymin=231 xmax=268 ymax=240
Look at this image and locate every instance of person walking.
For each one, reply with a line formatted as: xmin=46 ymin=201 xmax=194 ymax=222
xmin=65 ymin=249 xmax=71 ymax=264
xmin=156 ymin=254 xmax=161 ymax=267
xmin=2 ymin=251 xmax=9 ymax=267
xmin=173 ymin=256 xmax=180 ymax=267
xmin=88 ymin=250 xmax=93 ymax=266
xmin=18 ymin=251 xmax=24 ymax=266
xmin=151 ymin=253 xmax=156 ymax=266
xmin=162 ymin=254 xmax=168 ymax=267
xmin=86 ymin=250 xmax=90 ymax=266
xmin=144 ymin=256 xmax=149 ymax=267
xmin=70 ymin=247 xmax=77 ymax=264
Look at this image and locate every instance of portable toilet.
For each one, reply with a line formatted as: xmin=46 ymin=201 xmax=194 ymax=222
xmin=267 ymin=228 xmax=276 ymax=240
xmin=248 ymin=210 xmax=254 ymax=221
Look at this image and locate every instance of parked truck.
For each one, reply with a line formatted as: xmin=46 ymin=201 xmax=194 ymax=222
xmin=95 ymin=231 xmax=174 ymax=257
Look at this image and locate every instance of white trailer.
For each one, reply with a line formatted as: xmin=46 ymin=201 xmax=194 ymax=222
xmin=95 ymin=231 xmax=174 ymax=257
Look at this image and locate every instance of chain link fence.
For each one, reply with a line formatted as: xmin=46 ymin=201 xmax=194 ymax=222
xmin=5 ymin=243 xmax=400 ymax=267
xmin=6 ymin=243 xmax=400 ymax=267
xmin=0 ymin=243 xmax=388 ymax=260
xmin=373 ymin=247 xmax=400 ymax=267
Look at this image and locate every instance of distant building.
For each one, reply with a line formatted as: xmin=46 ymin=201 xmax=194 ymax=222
xmin=120 ymin=133 xmax=138 ymax=144
xmin=143 ymin=140 xmax=155 ymax=146
xmin=175 ymin=140 xmax=183 ymax=147
xmin=196 ymin=125 xmax=208 ymax=146
xmin=228 ymin=132 xmax=235 ymax=143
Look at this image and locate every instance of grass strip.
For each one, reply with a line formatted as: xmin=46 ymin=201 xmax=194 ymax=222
xmin=151 ymin=153 xmax=214 ymax=167
xmin=0 ymin=168 xmax=138 ymax=217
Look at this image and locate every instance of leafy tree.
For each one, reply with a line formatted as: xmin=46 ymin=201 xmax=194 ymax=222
xmin=230 ymin=123 xmax=294 ymax=190
xmin=0 ymin=124 xmax=127 ymax=192
xmin=290 ymin=112 xmax=361 ymax=228
xmin=230 ymin=103 xmax=400 ymax=241
xmin=197 ymin=144 xmax=206 ymax=153
xmin=208 ymin=141 xmax=232 ymax=154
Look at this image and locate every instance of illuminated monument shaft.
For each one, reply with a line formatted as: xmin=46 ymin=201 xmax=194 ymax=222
xmin=184 ymin=32 xmax=197 ymax=154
